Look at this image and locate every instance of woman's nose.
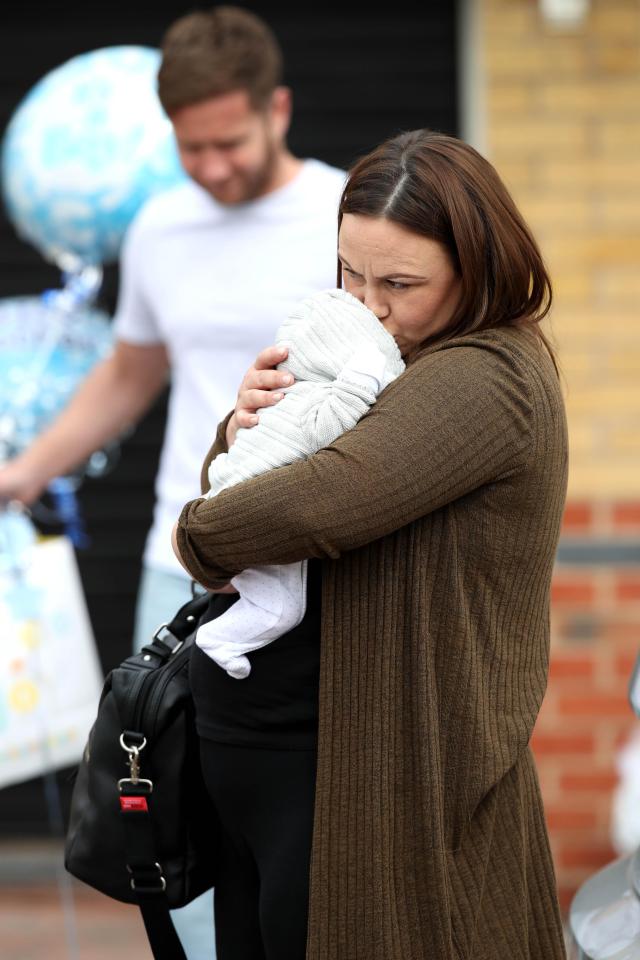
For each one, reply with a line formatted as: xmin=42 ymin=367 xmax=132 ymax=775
xmin=362 ymin=288 xmax=390 ymax=320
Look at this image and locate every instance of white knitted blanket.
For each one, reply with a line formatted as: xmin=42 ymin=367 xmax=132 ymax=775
xmin=207 ymin=288 xmax=405 ymax=496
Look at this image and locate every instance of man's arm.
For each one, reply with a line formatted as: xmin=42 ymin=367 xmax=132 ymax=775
xmin=0 ymin=340 xmax=169 ymax=504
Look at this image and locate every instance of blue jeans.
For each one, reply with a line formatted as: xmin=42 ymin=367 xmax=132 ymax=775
xmin=134 ymin=565 xmax=216 ymax=960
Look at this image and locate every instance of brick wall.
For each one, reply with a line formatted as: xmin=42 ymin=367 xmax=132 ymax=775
xmin=533 ymin=503 xmax=640 ymax=910
xmin=480 ymin=0 xmax=640 ymax=908
xmin=482 ymin=0 xmax=640 ymax=499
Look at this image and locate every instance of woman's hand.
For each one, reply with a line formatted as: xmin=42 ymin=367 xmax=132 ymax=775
xmin=226 ymin=345 xmax=293 ymax=447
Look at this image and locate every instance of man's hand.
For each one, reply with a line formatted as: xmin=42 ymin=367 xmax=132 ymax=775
xmin=0 ymin=456 xmax=48 ymax=506
xmin=226 ymin=345 xmax=293 ymax=447
xmin=0 ymin=342 xmax=169 ymax=508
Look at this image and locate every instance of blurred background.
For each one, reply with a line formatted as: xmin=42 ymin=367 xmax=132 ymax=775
xmin=0 ymin=0 xmax=638 ymax=956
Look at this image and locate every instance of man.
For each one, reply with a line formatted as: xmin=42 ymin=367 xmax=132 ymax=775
xmin=0 ymin=6 xmax=345 ymax=956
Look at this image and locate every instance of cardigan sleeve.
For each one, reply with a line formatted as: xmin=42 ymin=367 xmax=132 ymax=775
xmin=199 ymin=411 xmax=234 ymax=495
xmin=176 ymin=336 xmax=535 ymax=589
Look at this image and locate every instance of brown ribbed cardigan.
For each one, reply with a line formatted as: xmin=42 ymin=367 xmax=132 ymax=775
xmin=177 ymin=327 xmax=569 ymax=960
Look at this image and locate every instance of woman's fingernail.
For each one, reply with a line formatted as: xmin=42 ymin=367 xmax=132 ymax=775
xmin=282 ymin=374 xmax=294 ymax=385
xmin=272 ymin=393 xmax=284 ymax=401
xmin=250 ymin=415 xmax=259 ymax=425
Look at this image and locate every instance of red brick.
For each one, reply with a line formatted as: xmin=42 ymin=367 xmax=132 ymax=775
xmin=531 ymin=733 xmax=595 ymax=755
xmin=560 ymin=771 xmax=619 ymax=792
xmin=548 ymin=656 xmax=595 ymax=680
xmin=562 ymin=502 xmax=594 ymax=533
xmin=615 ymin=577 xmax=640 ymax=602
xmin=613 ymin=503 xmax=640 ymax=529
xmin=612 ymin=721 xmax=639 ymax=749
xmin=557 ymin=886 xmax=578 ymax=914
xmin=616 ymin=652 xmax=639 ymax=677
xmin=551 ymin=579 xmax=596 ymax=605
xmin=558 ymin=694 xmax=632 ymax=717
xmin=559 ymin=844 xmax=616 ymax=869
xmin=545 ymin=808 xmax=598 ymax=830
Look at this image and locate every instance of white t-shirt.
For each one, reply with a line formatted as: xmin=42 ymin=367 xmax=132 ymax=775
xmin=113 ymin=159 xmax=346 ymax=576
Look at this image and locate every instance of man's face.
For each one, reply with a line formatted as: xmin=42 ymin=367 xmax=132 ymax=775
xmin=171 ymin=88 xmax=288 ymax=205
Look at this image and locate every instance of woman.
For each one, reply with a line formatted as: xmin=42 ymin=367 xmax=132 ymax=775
xmin=173 ymin=130 xmax=568 ymax=960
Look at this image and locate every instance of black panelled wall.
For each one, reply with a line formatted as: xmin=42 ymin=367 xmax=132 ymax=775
xmin=0 ymin=3 xmax=458 ymax=832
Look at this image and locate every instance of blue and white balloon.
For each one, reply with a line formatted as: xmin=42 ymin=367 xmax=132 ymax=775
xmin=0 ymin=290 xmax=112 ymax=458
xmin=1 ymin=46 xmax=185 ymax=267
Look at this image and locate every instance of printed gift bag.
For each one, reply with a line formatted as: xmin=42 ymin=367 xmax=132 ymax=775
xmin=0 ymin=530 xmax=103 ymax=789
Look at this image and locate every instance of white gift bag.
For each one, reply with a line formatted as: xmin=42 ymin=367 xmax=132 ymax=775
xmin=611 ymin=728 xmax=640 ymax=856
xmin=0 ymin=535 xmax=103 ymax=789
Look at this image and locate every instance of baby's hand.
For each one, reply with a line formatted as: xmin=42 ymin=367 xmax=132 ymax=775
xmin=226 ymin=345 xmax=294 ymax=446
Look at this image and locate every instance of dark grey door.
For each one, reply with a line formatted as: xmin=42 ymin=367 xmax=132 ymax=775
xmin=0 ymin=1 xmax=458 ymax=833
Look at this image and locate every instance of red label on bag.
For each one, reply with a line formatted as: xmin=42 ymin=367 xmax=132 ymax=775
xmin=120 ymin=796 xmax=148 ymax=812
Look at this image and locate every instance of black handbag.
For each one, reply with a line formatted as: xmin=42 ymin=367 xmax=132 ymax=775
xmin=64 ymin=590 xmax=217 ymax=960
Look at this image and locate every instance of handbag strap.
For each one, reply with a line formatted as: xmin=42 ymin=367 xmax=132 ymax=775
xmin=167 ymin=589 xmax=210 ymax=641
xmin=119 ymin=590 xmax=211 ymax=960
xmin=120 ymin=783 xmax=188 ymax=960
xmin=144 ymin=590 xmax=211 ymax=655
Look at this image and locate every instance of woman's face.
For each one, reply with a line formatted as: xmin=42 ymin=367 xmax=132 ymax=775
xmin=338 ymin=214 xmax=461 ymax=356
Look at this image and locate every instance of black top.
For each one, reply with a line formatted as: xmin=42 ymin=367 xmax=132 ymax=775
xmin=189 ymin=559 xmax=321 ymax=750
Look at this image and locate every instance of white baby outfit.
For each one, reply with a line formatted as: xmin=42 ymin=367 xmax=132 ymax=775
xmin=195 ymin=288 xmax=405 ymax=678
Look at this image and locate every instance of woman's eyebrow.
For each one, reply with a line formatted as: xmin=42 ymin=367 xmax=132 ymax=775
xmin=381 ymin=271 xmax=427 ymax=280
xmin=337 ymin=252 xmax=355 ymax=271
xmin=338 ymin=253 xmax=426 ymax=281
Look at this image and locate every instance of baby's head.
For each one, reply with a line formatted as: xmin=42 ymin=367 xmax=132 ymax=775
xmin=276 ymin=288 xmax=403 ymax=382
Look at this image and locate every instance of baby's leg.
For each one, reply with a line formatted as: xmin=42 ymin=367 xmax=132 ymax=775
xmin=195 ymin=561 xmax=308 ymax=679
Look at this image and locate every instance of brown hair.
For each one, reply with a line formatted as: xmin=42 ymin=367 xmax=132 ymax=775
xmin=338 ymin=130 xmax=554 ymax=359
xmin=157 ymin=6 xmax=283 ymax=115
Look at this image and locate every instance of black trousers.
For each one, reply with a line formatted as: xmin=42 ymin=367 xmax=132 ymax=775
xmin=199 ymin=740 xmax=317 ymax=960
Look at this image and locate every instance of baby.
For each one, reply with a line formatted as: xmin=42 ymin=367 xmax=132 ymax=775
xmin=195 ymin=288 xmax=405 ymax=678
